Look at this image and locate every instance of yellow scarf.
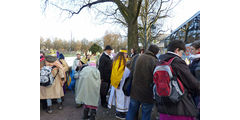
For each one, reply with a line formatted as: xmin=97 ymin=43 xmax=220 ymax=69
xmin=110 ymin=58 xmax=127 ymax=88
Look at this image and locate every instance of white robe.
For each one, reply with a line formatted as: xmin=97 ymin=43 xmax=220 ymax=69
xmin=108 ymin=67 xmax=130 ymax=112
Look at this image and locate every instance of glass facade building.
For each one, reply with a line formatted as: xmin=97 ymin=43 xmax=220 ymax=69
xmin=163 ymin=11 xmax=200 ymax=48
xmin=160 ymin=11 xmax=200 ymax=64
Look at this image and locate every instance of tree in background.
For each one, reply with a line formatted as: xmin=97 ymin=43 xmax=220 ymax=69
xmin=89 ymin=43 xmax=103 ymax=54
xmin=40 ymin=37 xmax=45 ymax=50
xmin=45 ymin=38 xmax=53 ymax=50
xmin=138 ymin=0 xmax=181 ymax=49
xmin=103 ymin=32 xmax=127 ymax=52
xmin=74 ymin=40 xmax=82 ymax=51
xmin=42 ymin=0 xmax=144 ymax=55
xmin=80 ymin=38 xmax=90 ymax=53
xmin=40 ymin=37 xmax=104 ymax=56
xmin=53 ymin=38 xmax=64 ymax=51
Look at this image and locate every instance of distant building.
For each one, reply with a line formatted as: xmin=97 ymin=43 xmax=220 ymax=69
xmin=159 ymin=11 xmax=200 ymax=62
xmin=162 ymin=11 xmax=200 ymax=51
xmin=154 ymin=33 xmax=169 ymax=54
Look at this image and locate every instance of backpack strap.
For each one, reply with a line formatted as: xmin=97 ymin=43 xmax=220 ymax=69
xmin=58 ymin=59 xmax=63 ymax=64
xmin=167 ymin=57 xmax=178 ymax=80
xmin=52 ymin=66 xmax=59 ymax=80
xmin=166 ymin=57 xmax=177 ymax=65
xmin=53 ymin=69 xmax=59 ymax=80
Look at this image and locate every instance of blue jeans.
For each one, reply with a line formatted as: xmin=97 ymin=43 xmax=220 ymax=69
xmin=46 ymin=98 xmax=62 ymax=107
xmin=126 ymin=98 xmax=153 ymax=120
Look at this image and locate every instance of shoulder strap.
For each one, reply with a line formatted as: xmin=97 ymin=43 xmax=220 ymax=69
xmin=59 ymin=59 xmax=63 ymax=64
xmin=166 ymin=57 xmax=177 ymax=65
xmin=52 ymin=66 xmax=59 ymax=80
xmin=167 ymin=57 xmax=177 ymax=79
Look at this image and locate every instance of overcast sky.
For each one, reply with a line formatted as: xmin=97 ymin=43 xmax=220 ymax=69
xmin=40 ymin=0 xmax=200 ymax=41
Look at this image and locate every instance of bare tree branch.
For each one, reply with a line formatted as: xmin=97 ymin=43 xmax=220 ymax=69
xmin=146 ymin=0 xmax=163 ymax=31
xmin=51 ymin=0 xmax=114 ymax=17
xmin=113 ymin=15 xmax=127 ymax=26
xmin=94 ymin=6 xmax=127 ymax=26
xmin=133 ymin=0 xmax=143 ymax=23
xmin=148 ymin=0 xmax=158 ymax=13
xmin=42 ymin=0 xmax=49 ymax=13
xmin=113 ymin=0 xmax=129 ymax=21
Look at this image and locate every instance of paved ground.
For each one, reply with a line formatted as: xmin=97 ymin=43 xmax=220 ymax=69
xmin=40 ymin=90 xmax=159 ymax=120
xmin=41 ymin=90 xmax=118 ymax=120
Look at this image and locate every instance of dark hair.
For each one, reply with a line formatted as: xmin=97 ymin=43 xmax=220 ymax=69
xmin=126 ymin=61 xmax=131 ymax=69
xmin=131 ymin=48 xmax=136 ymax=54
xmin=167 ymin=40 xmax=186 ymax=52
xmin=148 ymin=44 xmax=160 ymax=55
xmin=113 ymin=50 xmax=127 ymax=70
xmin=140 ymin=49 xmax=145 ymax=53
xmin=191 ymin=40 xmax=200 ymax=50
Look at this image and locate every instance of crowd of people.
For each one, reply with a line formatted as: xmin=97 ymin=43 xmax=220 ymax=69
xmin=40 ymin=40 xmax=200 ymax=120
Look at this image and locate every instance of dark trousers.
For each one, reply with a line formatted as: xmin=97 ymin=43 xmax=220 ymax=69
xmin=100 ymin=81 xmax=110 ymax=105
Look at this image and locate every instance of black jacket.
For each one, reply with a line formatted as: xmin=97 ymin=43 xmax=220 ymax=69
xmin=189 ymin=58 xmax=200 ymax=81
xmin=130 ymin=50 xmax=159 ymax=104
xmin=98 ymin=52 xmax=113 ymax=83
xmin=157 ymin=53 xmax=200 ymax=117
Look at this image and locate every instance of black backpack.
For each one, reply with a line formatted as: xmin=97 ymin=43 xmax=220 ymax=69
xmin=122 ymin=54 xmax=139 ymax=96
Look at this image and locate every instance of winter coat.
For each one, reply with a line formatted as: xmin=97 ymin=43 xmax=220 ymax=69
xmin=189 ymin=55 xmax=200 ymax=110
xmin=189 ymin=57 xmax=200 ymax=81
xmin=40 ymin=60 xmax=65 ymax=99
xmin=75 ymin=66 xmax=101 ymax=107
xmin=59 ymin=59 xmax=69 ymax=73
xmin=59 ymin=59 xmax=69 ymax=82
xmin=98 ymin=52 xmax=113 ymax=83
xmin=157 ymin=53 xmax=200 ymax=117
xmin=130 ymin=50 xmax=159 ymax=104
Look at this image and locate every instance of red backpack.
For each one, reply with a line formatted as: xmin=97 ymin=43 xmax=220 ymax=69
xmin=153 ymin=57 xmax=185 ymax=103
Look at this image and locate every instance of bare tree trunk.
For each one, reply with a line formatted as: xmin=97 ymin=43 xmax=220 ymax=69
xmin=127 ymin=0 xmax=140 ymax=55
xmin=128 ymin=19 xmax=139 ymax=55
